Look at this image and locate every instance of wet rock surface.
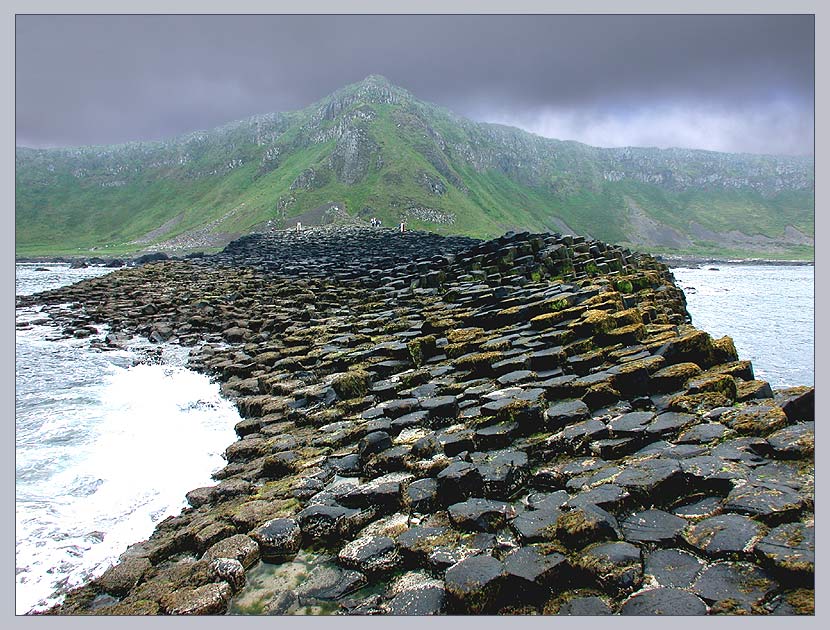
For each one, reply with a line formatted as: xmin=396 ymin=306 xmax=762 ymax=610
xmin=23 ymin=227 xmax=813 ymax=616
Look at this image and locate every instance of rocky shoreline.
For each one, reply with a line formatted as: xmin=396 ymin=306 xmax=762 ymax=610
xmin=17 ymin=227 xmax=814 ymax=616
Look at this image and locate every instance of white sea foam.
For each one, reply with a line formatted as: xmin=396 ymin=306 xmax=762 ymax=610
xmin=15 ymin=308 xmax=240 ymax=614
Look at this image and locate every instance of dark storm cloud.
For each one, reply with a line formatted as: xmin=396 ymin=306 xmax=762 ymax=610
xmin=15 ymin=14 xmax=814 ymax=154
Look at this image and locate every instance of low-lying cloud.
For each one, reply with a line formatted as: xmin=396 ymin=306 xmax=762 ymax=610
xmin=15 ymin=14 xmax=814 ymax=156
xmin=481 ymin=100 xmax=814 ymax=156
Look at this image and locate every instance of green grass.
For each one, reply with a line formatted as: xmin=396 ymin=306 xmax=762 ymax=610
xmin=15 ymin=79 xmax=815 ymax=260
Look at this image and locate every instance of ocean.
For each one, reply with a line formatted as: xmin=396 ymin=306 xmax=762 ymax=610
xmin=15 ymin=263 xmax=241 ymax=614
xmin=671 ymin=264 xmax=814 ymax=388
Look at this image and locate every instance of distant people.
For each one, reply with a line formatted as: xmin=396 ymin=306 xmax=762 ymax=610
xmin=296 ymin=221 xmax=302 ymax=233
xmin=400 ymin=221 xmax=406 ymax=233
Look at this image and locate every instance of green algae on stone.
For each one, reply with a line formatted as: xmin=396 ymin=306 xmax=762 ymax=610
xmin=779 ymin=588 xmax=815 ymax=615
xmin=668 ymin=392 xmax=733 ymax=415
xmin=713 ymin=336 xmax=740 ymax=363
xmin=530 ymin=306 xmax=586 ymax=330
xmin=685 ymin=373 xmax=738 ymax=400
xmin=721 ymin=403 xmax=790 ymax=436
xmin=331 ymin=369 xmax=371 ymax=400
xmin=407 ymin=335 xmax=437 ymax=367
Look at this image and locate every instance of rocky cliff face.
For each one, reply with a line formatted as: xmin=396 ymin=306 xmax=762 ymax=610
xmin=22 ymin=228 xmax=814 ymax=616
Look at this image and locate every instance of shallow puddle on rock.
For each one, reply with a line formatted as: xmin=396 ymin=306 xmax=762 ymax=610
xmin=228 ymin=550 xmax=333 ymax=615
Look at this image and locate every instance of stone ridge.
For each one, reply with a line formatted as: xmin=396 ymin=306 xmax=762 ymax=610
xmin=19 ymin=228 xmax=814 ymax=616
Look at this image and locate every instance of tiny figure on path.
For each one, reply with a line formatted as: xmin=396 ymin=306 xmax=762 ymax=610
xmin=400 ymin=221 xmax=406 ymax=233
xmin=296 ymin=221 xmax=302 ymax=233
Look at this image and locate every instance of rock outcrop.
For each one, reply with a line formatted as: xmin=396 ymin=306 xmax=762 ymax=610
xmin=19 ymin=227 xmax=814 ymax=616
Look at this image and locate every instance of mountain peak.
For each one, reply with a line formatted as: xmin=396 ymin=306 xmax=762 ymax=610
xmin=312 ymin=74 xmax=413 ymax=119
xmin=359 ymin=74 xmax=393 ymax=86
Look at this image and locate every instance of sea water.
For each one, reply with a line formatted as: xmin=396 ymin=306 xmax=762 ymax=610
xmin=15 ymin=264 xmax=240 ymax=614
xmin=671 ymin=264 xmax=814 ymax=388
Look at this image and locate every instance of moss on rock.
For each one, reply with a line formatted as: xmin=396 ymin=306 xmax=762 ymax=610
xmin=331 ymin=369 xmax=371 ymax=400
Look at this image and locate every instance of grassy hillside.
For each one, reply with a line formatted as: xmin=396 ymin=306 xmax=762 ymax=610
xmin=15 ymin=75 xmax=814 ymax=259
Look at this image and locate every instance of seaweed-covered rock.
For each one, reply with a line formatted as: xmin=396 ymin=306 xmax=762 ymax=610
xmin=201 ymin=534 xmax=260 ymax=569
xmin=766 ymin=422 xmax=814 ymax=459
xmin=95 ymin=556 xmax=153 ymax=596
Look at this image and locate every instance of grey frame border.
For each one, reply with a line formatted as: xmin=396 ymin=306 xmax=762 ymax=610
xmin=3 ymin=1 xmax=823 ymax=629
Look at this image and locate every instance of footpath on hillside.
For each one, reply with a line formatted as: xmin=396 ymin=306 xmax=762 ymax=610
xmin=19 ymin=226 xmax=814 ymax=616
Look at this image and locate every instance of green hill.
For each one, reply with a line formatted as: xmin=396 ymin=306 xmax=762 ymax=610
xmin=15 ymin=75 xmax=814 ymax=259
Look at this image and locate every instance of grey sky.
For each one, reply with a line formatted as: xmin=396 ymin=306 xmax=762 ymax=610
xmin=15 ymin=14 xmax=814 ymax=155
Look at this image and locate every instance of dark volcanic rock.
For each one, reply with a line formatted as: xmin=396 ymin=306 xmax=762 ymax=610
xmin=29 ymin=227 xmax=812 ymax=617
xmin=296 ymin=505 xmax=354 ymax=540
xmin=620 ymin=587 xmax=708 ymax=615
xmin=575 ymin=541 xmax=642 ymax=592
xmin=338 ymin=535 xmax=401 ymax=575
xmin=359 ymin=431 xmax=393 ymax=461
xmin=511 ymin=508 xmax=563 ymax=543
xmin=436 ymin=460 xmax=484 ymax=505
xmin=406 ymin=477 xmax=439 ymax=512
xmin=386 ymin=573 xmax=447 ymax=615
xmin=420 ymin=395 xmax=460 ymax=421
xmin=444 ymin=554 xmax=504 ymax=614
xmin=683 ymin=513 xmax=766 ymax=559
xmin=723 ymin=483 xmax=806 ymax=524
xmin=546 ymin=399 xmax=590 ymax=430
xmin=691 ymin=561 xmax=778 ymax=613
xmin=644 ymin=548 xmax=705 ymax=588
xmin=621 ymin=509 xmax=687 ymax=544
xmin=448 ymin=498 xmax=512 ymax=532
xmin=250 ymin=518 xmax=302 ymax=563
xmin=755 ymin=521 xmax=814 ymax=578
xmin=297 ymin=564 xmax=368 ymax=602
xmin=774 ymin=386 xmax=814 ymax=423
xmin=555 ymin=596 xmax=613 ymax=615
xmin=555 ymin=504 xmax=621 ymax=548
